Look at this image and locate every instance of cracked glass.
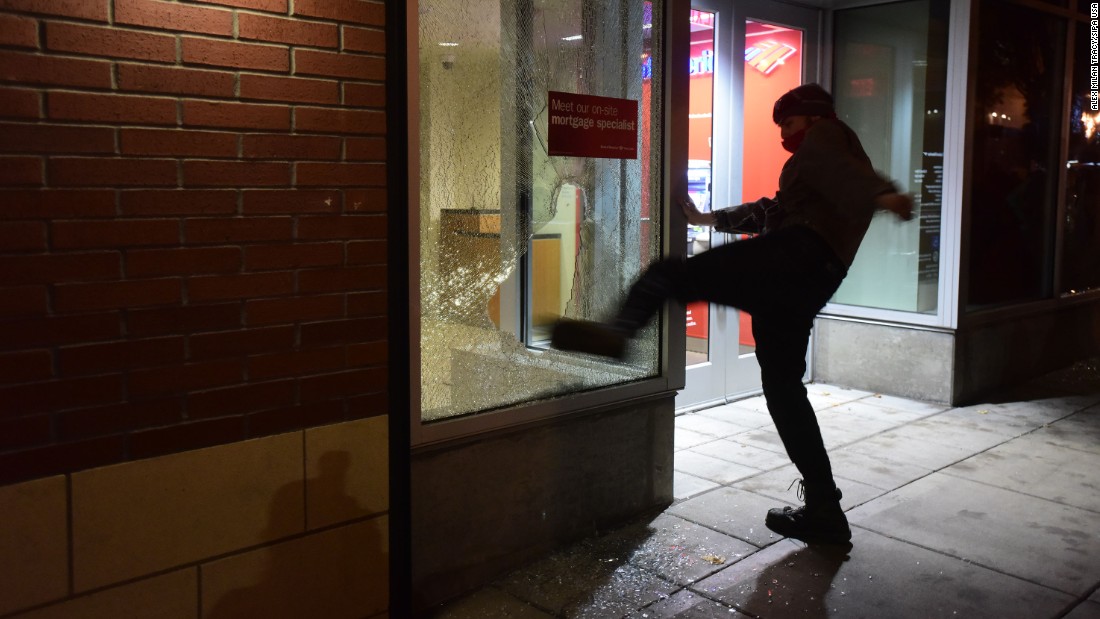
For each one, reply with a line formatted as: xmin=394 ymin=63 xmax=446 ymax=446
xmin=418 ymin=0 xmax=665 ymax=421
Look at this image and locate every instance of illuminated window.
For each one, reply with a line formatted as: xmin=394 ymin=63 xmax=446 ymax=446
xmin=417 ymin=0 xmax=665 ymax=422
xmin=830 ymin=0 xmax=950 ymax=314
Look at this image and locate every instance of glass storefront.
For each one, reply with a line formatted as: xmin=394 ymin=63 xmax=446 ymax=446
xmin=1063 ymin=19 xmax=1100 ymax=296
xmin=966 ymin=0 xmax=1065 ymax=310
xmin=829 ymin=0 xmax=949 ymax=314
xmin=417 ymin=0 xmax=665 ymax=422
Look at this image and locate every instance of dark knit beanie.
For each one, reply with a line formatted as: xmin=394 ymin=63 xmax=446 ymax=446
xmin=772 ymin=83 xmax=835 ymax=124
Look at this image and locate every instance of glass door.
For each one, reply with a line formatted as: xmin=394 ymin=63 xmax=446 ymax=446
xmin=676 ymin=0 xmax=819 ymax=411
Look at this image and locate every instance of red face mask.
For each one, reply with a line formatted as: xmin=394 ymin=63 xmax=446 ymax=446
xmin=781 ymin=127 xmax=808 ymax=153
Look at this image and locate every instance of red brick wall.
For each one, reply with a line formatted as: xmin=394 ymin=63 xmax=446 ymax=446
xmin=0 ymin=0 xmax=388 ymax=485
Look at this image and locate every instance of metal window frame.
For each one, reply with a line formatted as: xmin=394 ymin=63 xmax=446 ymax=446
xmin=407 ymin=0 xmax=692 ymax=448
xmin=819 ymin=0 xmax=971 ymax=331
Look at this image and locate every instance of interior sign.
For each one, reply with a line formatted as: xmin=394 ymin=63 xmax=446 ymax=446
xmin=547 ymin=91 xmax=638 ymax=159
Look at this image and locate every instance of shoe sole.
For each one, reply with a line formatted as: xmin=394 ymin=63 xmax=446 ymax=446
xmin=550 ymin=319 xmax=627 ymax=359
xmin=765 ymin=514 xmax=852 ymax=546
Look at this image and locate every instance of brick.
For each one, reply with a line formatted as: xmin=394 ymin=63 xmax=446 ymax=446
xmin=242 ymin=134 xmax=341 ymax=161
xmin=0 ymin=156 xmax=44 ymax=184
xmin=0 ymin=375 xmax=124 ymax=417
xmin=344 ymin=188 xmax=386 ymax=212
xmin=347 ymin=340 xmax=386 ymax=367
xmin=186 ymin=379 xmax=294 ymax=418
xmin=48 ymin=91 xmax=176 ymax=125
xmin=50 ymin=157 xmax=177 ymax=187
xmin=0 ymin=350 xmax=53 ymax=384
xmin=182 ymin=36 xmax=289 ymax=72
xmin=297 ymin=215 xmax=385 ymax=239
xmin=183 ymin=100 xmax=290 ymax=131
xmin=239 ymin=12 xmax=337 ymax=47
xmin=188 ymin=272 xmax=294 ymax=302
xmin=121 ymin=128 xmax=238 ymax=158
xmin=240 ymin=74 xmax=339 ymax=104
xmin=0 ymin=123 xmax=115 ymax=154
xmin=46 ymin=22 xmax=176 ymax=62
xmin=0 ymin=50 xmax=112 ymax=88
xmin=343 ymin=82 xmax=384 ymax=108
xmin=295 ymin=106 xmax=385 ymax=135
xmin=185 ymin=217 xmax=292 ymax=244
xmin=0 ymin=221 xmax=47 ymax=252
xmin=0 ymin=436 xmax=126 ymax=486
xmin=0 ymin=252 xmax=120 ymax=285
xmin=189 ymin=325 xmax=294 ymax=360
xmin=54 ymin=278 xmax=182 ymax=312
xmin=300 ymin=317 xmax=385 ymax=348
xmin=58 ymin=336 xmax=185 ymax=376
xmin=0 ymin=415 xmax=51 ymax=451
xmin=247 ymin=401 xmax=342 ymax=437
xmin=121 ymin=190 xmax=237 ymax=216
xmin=0 ymin=0 xmax=109 ymax=21
xmin=118 ymin=63 xmax=236 ymax=98
xmin=347 ymin=290 xmax=385 ymax=316
xmin=294 ymin=49 xmax=384 ymax=80
xmin=0 ymin=156 xmax=42 ymax=186
xmin=115 ymin=0 xmax=233 ymax=36
xmin=244 ymin=294 xmax=343 ymax=326
xmin=293 ymin=0 xmax=383 ymax=26
xmin=299 ymin=266 xmax=384 ymax=294
xmin=53 ymin=219 xmax=179 ymax=250
xmin=345 ymin=137 xmax=385 ymax=161
xmin=342 ymin=26 xmax=384 ymax=54
xmin=129 ymin=358 xmax=241 ymax=399
xmin=296 ymin=162 xmax=385 ymax=187
xmin=299 ymin=367 xmax=385 ymax=403
xmin=244 ymin=242 xmax=342 ymax=270
xmin=52 ymin=217 xmax=174 ymax=249
xmin=0 ymin=87 xmax=41 ymax=119
xmin=128 ymin=303 xmax=241 ymax=336
xmin=347 ymin=239 xmax=386 ymax=265
xmin=190 ymin=0 xmax=287 ymax=11
xmin=57 ymin=398 xmax=183 ymax=440
xmin=0 ymin=189 xmax=116 ymax=219
xmin=127 ymin=246 xmax=241 ymax=277
xmin=241 ymin=189 xmax=340 ymax=214
xmin=248 ymin=343 xmax=343 ymax=378
xmin=0 ymin=13 xmax=38 ymax=48
xmin=183 ymin=160 xmax=290 ymax=187
xmin=0 ymin=285 xmax=48 ymax=317
xmin=0 ymin=313 xmax=121 ymax=348
xmin=128 ymin=416 xmax=245 ymax=459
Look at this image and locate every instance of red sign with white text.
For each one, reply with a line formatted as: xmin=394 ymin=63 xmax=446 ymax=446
xmin=547 ymin=91 xmax=638 ymax=159
xmin=685 ymin=301 xmax=709 ymax=340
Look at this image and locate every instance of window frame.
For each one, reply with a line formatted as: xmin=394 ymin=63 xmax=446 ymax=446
xmin=819 ymin=0 xmax=969 ymax=331
xmin=955 ymin=0 xmax=1100 ymax=323
xmin=406 ymin=0 xmax=693 ymax=448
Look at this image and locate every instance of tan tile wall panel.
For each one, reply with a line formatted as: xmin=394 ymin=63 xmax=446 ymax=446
xmin=0 ymin=476 xmax=68 ymax=615
xmin=10 ymin=569 xmax=197 ymax=619
xmin=71 ymin=432 xmax=305 ymax=592
xmin=305 ymin=415 xmax=388 ymax=529
xmin=201 ymin=515 xmax=389 ymax=619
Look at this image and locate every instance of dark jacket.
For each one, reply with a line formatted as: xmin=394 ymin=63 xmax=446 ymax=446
xmin=713 ymin=118 xmax=897 ymax=266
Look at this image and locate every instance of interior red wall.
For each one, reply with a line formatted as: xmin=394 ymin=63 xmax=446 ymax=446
xmin=0 ymin=0 xmax=388 ymax=485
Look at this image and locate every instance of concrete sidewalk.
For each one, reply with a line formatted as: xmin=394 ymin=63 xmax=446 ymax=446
xmin=429 ymin=361 xmax=1100 ymax=618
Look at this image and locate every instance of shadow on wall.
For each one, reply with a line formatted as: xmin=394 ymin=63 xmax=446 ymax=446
xmin=205 ymin=451 xmax=387 ymax=619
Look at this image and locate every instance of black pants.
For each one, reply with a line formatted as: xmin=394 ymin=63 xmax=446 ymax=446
xmin=614 ymin=225 xmax=847 ymax=503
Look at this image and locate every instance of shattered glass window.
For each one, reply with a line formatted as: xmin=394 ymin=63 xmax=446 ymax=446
xmin=418 ymin=0 xmax=665 ymax=421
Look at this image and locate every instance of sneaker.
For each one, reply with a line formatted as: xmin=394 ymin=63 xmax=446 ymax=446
xmin=765 ymin=479 xmax=852 ymax=546
xmin=550 ymin=318 xmax=629 ymax=359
